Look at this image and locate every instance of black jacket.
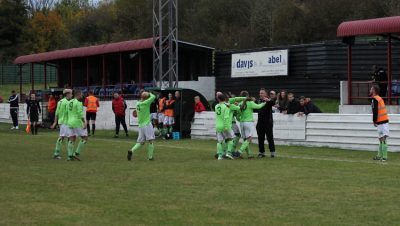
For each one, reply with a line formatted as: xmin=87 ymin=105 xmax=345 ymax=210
xmin=26 ymin=100 xmax=41 ymax=115
xmin=300 ymin=102 xmax=322 ymax=115
xmin=8 ymin=94 xmax=19 ymax=108
xmin=256 ymin=98 xmax=275 ymax=125
xmin=287 ymin=99 xmax=301 ymax=114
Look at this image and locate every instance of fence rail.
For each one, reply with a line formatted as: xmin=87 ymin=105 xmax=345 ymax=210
xmin=0 ymin=64 xmax=57 ymax=85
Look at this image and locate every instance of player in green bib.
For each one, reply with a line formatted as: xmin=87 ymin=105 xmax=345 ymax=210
xmin=51 ymin=89 xmax=73 ymax=160
xmin=238 ymin=91 xmax=265 ymax=158
xmin=128 ymin=92 xmax=156 ymax=161
xmin=66 ymin=90 xmax=88 ymax=161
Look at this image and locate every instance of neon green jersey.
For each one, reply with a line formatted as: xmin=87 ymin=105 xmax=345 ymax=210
xmin=136 ymin=93 xmax=156 ymax=128
xmin=226 ymin=103 xmax=240 ymax=128
xmin=228 ymin=97 xmax=246 ymax=104
xmin=239 ymin=101 xmax=265 ymax=122
xmin=55 ymin=98 xmax=69 ymax=125
xmin=215 ymin=103 xmax=230 ymax=132
xmin=66 ymin=99 xmax=84 ymax=128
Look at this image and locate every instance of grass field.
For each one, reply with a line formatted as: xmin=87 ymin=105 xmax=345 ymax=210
xmin=0 ymin=123 xmax=399 ymax=226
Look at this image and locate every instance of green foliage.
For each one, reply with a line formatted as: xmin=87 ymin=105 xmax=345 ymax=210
xmin=0 ymin=0 xmax=28 ymax=62
xmin=0 ymin=123 xmax=400 ymax=225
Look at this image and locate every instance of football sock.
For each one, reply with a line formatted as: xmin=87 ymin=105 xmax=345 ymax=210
xmin=34 ymin=125 xmax=38 ymax=135
xmin=377 ymin=143 xmax=382 ymax=158
xmin=67 ymin=141 xmax=74 ymax=159
xmin=54 ymin=138 xmax=63 ymax=156
xmin=233 ymin=136 xmax=240 ymax=150
xmin=382 ymin=143 xmax=388 ymax=159
xmin=227 ymin=140 xmax=234 ymax=154
xmin=147 ymin=143 xmax=154 ymax=159
xmin=168 ymin=126 xmax=173 ymax=133
xmin=92 ymin=124 xmax=95 ymax=135
xmin=75 ymin=140 xmax=87 ymax=155
xmin=217 ymin=143 xmax=224 ymax=157
xmin=131 ymin=143 xmax=143 ymax=153
xmin=222 ymin=141 xmax=227 ymax=153
xmin=87 ymin=124 xmax=90 ymax=135
xmin=239 ymin=140 xmax=249 ymax=154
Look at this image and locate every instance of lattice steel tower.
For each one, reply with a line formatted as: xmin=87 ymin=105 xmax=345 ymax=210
xmin=152 ymin=0 xmax=179 ymax=89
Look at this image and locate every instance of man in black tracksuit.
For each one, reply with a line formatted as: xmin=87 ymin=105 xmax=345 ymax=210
xmin=256 ymin=88 xmax=276 ymax=158
xmin=8 ymin=90 xmax=19 ymax=129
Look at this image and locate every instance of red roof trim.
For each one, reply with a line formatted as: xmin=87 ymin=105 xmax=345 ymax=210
xmin=337 ymin=16 xmax=400 ymax=37
xmin=14 ymin=38 xmax=154 ymax=64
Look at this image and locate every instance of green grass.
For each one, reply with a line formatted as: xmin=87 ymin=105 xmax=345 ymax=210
xmin=0 ymin=83 xmax=56 ymax=101
xmin=0 ymin=123 xmax=399 ymax=225
xmin=313 ymin=98 xmax=339 ymax=113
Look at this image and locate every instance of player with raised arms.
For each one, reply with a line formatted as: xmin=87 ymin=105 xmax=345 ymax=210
xmin=128 ymin=91 xmax=156 ymax=161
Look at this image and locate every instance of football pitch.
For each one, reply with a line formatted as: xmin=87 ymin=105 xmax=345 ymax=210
xmin=0 ymin=123 xmax=399 ymax=226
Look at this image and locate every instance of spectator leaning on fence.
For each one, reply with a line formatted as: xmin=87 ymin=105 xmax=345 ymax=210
xmin=8 ymin=90 xmax=19 ymax=129
xmin=277 ymin=90 xmax=289 ymax=113
xmin=287 ymin=93 xmax=301 ymax=115
xmin=298 ymin=96 xmax=322 ymax=116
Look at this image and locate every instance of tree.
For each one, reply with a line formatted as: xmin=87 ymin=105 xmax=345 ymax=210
xmin=0 ymin=0 xmax=28 ymax=61
xmin=26 ymin=11 xmax=68 ymax=52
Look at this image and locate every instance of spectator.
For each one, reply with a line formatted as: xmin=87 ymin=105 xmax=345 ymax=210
xmin=269 ymin=90 xmax=278 ymax=113
xmin=194 ymin=96 xmax=206 ymax=113
xmin=371 ymin=65 xmax=388 ymax=97
xmin=112 ymin=92 xmax=128 ymax=138
xmin=287 ymin=93 xmax=300 ymax=114
xmin=8 ymin=90 xmax=19 ymax=129
xmin=26 ymin=93 xmax=41 ymax=135
xmin=47 ymin=94 xmax=57 ymax=125
xmin=298 ymin=96 xmax=322 ymax=116
xmin=163 ymin=93 xmax=175 ymax=136
xmin=173 ymin=91 xmax=182 ymax=132
xmin=277 ymin=90 xmax=288 ymax=113
xmin=0 ymin=96 xmax=3 ymax=103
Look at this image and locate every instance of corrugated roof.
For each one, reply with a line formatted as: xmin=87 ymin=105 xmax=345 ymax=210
xmin=14 ymin=38 xmax=154 ymax=64
xmin=337 ymin=16 xmax=400 ymax=37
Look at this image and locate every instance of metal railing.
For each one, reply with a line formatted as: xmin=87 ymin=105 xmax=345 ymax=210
xmin=350 ymin=81 xmax=400 ymax=105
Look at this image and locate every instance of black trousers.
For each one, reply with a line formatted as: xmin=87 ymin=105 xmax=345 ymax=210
xmin=10 ymin=109 xmax=18 ymax=127
xmin=173 ymin=115 xmax=181 ymax=132
xmin=256 ymin=123 xmax=275 ymax=153
xmin=115 ymin=115 xmax=128 ymax=135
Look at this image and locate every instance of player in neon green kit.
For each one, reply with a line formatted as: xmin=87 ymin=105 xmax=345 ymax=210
xmin=228 ymin=95 xmax=246 ymax=153
xmin=66 ymin=90 xmax=88 ymax=161
xmin=214 ymin=93 xmax=234 ymax=160
xmin=128 ymin=91 xmax=156 ymax=161
xmin=238 ymin=91 xmax=265 ymax=158
xmin=51 ymin=89 xmax=73 ymax=159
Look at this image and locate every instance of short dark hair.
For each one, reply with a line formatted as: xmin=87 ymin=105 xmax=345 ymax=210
xmin=299 ymin=96 xmax=306 ymax=100
xmin=217 ymin=93 xmax=226 ymax=102
xmin=11 ymin=90 xmax=15 ymax=93
xmin=239 ymin=90 xmax=249 ymax=97
xmin=74 ymin=90 xmax=82 ymax=95
xmin=371 ymin=85 xmax=380 ymax=94
xmin=88 ymin=90 xmax=94 ymax=95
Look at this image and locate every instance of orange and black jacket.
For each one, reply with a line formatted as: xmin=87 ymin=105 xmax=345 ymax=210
xmin=372 ymin=96 xmax=389 ymax=125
